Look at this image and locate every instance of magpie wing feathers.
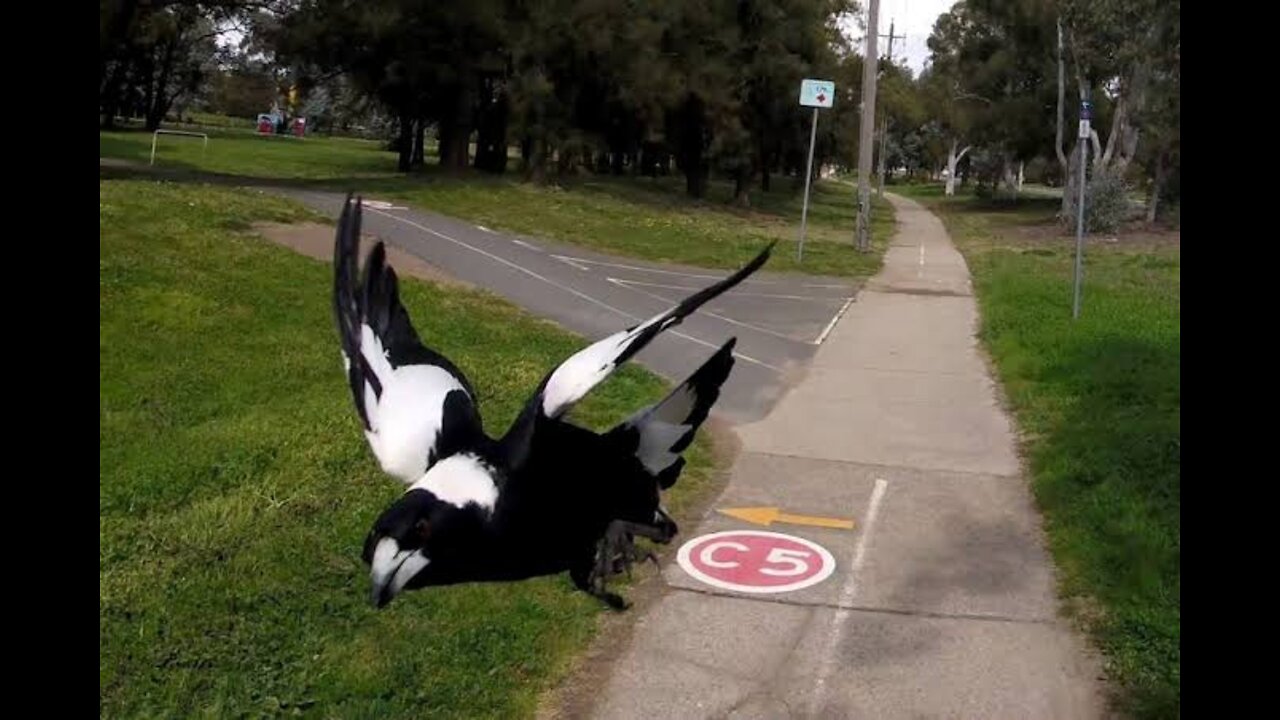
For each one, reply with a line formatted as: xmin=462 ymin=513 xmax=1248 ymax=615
xmin=497 ymin=243 xmax=770 ymax=471
xmin=334 ymin=195 xmax=484 ymax=484
xmin=536 ymin=242 xmax=770 ymax=420
xmin=607 ymin=338 xmax=736 ymax=489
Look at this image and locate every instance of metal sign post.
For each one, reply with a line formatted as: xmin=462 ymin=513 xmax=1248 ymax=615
xmin=797 ymin=79 xmax=835 ymax=262
xmin=1072 ymin=99 xmax=1091 ymax=320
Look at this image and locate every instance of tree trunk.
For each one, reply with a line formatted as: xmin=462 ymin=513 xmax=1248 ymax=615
xmin=138 ymin=45 xmax=156 ymax=129
xmin=474 ymin=81 xmax=509 ymax=174
xmin=945 ymin=140 xmax=970 ymax=196
xmin=686 ymin=166 xmax=707 ymax=198
xmin=639 ymin=142 xmax=655 ymax=177
xmin=1001 ymin=157 xmax=1018 ymax=198
xmin=437 ymin=83 xmax=475 ymax=172
xmin=677 ymin=95 xmax=709 ymax=198
xmin=439 ymin=125 xmax=471 ymax=171
xmin=100 ymin=0 xmax=138 ymax=86
xmin=101 ymin=58 xmax=131 ymax=129
xmin=526 ymin=134 xmax=548 ymax=184
xmin=556 ymin=145 xmax=577 ymax=176
xmin=758 ymin=137 xmax=773 ymax=192
xmin=396 ymin=111 xmax=413 ymax=172
xmin=523 ymin=89 xmax=550 ymax=183
xmin=123 ymin=63 xmax=141 ymax=120
xmin=145 ymin=19 xmax=188 ymax=132
xmin=437 ymin=111 xmax=452 ymax=166
xmin=1146 ymin=151 xmax=1164 ymax=223
xmin=1100 ymin=65 xmax=1146 ymax=178
xmin=733 ymin=164 xmax=751 ymax=207
xmin=685 ymin=155 xmax=707 ymax=198
xmin=1055 ymin=17 xmax=1071 ymax=217
xmin=100 ymin=0 xmax=140 ymax=128
xmin=410 ymin=118 xmax=426 ymax=169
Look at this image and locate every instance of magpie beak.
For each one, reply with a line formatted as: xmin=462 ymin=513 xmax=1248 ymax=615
xmin=368 ymin=537 xmax=430 ymax=609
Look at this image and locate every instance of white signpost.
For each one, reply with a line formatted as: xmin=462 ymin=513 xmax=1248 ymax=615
xmin=797 ymin=79 xmax=835 ymax=261
xmin=1073 ymin=100 xmax=1092 ymax=319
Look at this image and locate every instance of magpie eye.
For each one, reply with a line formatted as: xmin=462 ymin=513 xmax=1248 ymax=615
xmin=415 ymin=519 xmax=432 ymax=541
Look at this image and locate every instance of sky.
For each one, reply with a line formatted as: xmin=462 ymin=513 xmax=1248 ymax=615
xmin=841 ymin=0 xmax=956 ymax=76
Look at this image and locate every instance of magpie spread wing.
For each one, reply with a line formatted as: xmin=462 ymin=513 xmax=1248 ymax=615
xmin=497 ymin=243 xmax=771 ymax=469
xmin=606 ymin=338 xmax=736 ymax=489
xmin=334 ymin=195 xmax=484 ymax=484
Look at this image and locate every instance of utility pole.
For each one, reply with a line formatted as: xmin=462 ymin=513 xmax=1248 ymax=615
xmin=854 ymin=0 xmax=881 ymax=252
xmin=876 ymin=19 xmax=904 ymax=198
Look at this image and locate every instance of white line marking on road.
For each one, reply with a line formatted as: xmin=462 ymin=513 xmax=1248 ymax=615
xmin=364 ymin=207 xmax=781 ymax=372
xmin=810 ymin=478 xmax=889 ymax=715
xmin=551 ymin=255 xmax=848 ymax=290
xmin=613 ymin=278 xmax=841 ymax=302
xmin=608 ymin=278 xmax=807 ymax=346
xmin=814 ymin=296 xmax=855 ymax=345
xmin=553 ymin=255 xmax=592 ymax=271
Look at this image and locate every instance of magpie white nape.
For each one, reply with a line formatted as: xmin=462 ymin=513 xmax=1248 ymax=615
xmin=333 ymin=194 xmax=773 ymax=610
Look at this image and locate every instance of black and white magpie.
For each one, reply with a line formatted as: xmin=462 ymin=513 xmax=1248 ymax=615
xmin=333 ymin=195 xmax=772 ymax=609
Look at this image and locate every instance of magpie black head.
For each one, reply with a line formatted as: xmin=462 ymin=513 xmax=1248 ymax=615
xmin=362 ymin=486 xmax=489 ymax=609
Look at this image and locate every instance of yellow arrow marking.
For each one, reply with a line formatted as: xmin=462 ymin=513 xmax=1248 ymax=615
xmin=718 ymin=507 xmax=855 ymax=530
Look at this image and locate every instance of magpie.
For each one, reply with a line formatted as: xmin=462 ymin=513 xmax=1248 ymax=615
xmin=333 ymin=195 xmax=773 ymax=609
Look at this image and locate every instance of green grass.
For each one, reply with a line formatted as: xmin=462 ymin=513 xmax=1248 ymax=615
xmin=897 ymin=186 xmax=1180 ymax=718
xmin=109 ymin=111 xmax=260 ymax=130
xmin=183 ymin=111 xmax=258 ymax=129
xmin=373 ymin=173 xmax=892 ymax=277
xmin=101 ymin=128 xmax=396 ymax=181
xmin=100 ymin=129 xmax=893 ymax=277
xmin=100 ymin=179 xmax=719 ymax=718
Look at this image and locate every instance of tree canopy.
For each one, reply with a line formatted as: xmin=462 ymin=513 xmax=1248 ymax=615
xmin=99 ymin=0 xmax=1178 ymax=214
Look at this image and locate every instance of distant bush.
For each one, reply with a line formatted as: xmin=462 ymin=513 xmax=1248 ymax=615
xmin=1064 ymin=169 xmax=1135 ymax=233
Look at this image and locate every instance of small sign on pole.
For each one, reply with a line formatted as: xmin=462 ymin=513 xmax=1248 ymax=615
xmin=797 ymin=79 xmax=835 ymax=261
xmin=799 ymin=79 xmax=835 ymax=109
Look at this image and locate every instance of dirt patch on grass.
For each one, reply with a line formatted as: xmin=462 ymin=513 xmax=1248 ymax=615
xmin=1012 ymin=218 xmax=1181 ymax=250
xmin=253 ymin=221 xmax=473 ymax=289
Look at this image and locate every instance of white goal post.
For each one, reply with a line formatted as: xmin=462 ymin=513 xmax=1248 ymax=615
xmin=150 ymin=130 xmax=209 ymax=166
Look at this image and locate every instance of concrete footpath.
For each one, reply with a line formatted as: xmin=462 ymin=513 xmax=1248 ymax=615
xmin=580 ymin=194 xmax=1106 ymax=718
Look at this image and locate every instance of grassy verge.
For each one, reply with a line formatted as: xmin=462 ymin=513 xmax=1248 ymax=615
xmin=100 ymin=128 xmax=396 ymax=180
xmin=100 ymin=129 xmax=893 ymax=277
xmin=896 ymin=184 xmax=1179 ymax=718
xmin=100 ymin=179 xmax=720 ymax=717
